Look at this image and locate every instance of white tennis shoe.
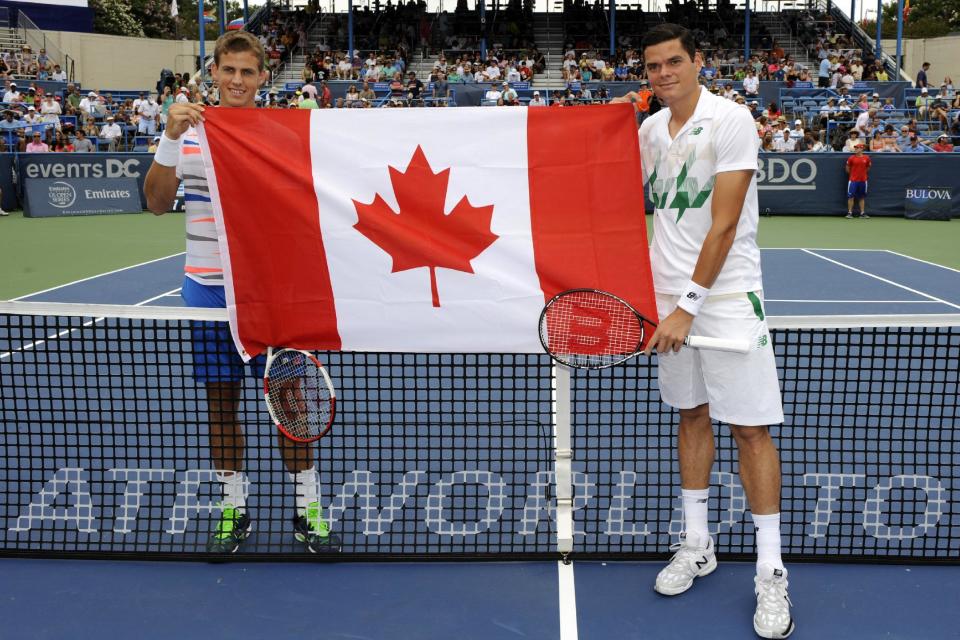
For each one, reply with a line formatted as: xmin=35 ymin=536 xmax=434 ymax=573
xmin=753 ymin=563 xmax=795 ymax=638
xmin=654 ymin=531 xmax=717 ymax=596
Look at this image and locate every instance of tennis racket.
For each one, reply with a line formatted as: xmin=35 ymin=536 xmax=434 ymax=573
xmin=263 ymin=347 xmax=336 ymax=442
xmin=539 ymin=289 xmax=752 ymax=370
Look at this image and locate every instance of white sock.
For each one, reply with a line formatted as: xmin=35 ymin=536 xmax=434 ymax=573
xmin=216 ymin=471 xmax=248 ymax=510
xmin=753 ymin=512 xmax=784 ymax=572
xmin=289 ymin=466 xmax=320 ymax=514
xmin=681 ymin=488 xmax=711 ymax=546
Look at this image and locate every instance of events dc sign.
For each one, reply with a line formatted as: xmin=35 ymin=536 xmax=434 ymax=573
xmin=19 ymin=153 xmax=151 ymax=218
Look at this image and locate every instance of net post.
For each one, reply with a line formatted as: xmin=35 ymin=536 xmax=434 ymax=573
xmin=552 ymin=363 xmax=574 ymax=558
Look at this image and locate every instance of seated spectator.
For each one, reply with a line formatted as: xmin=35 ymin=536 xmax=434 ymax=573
xmin=791 ymin=119 xmax=805 ymax=141
xmin=931 ymin=134 xmax=954 ymax=152
xmin=73 ymin=128 xmax=95 ymax=153
xmin=879 ymin=124 xmax=900 ymax=152
xmin=895 ymin=124 xmax=913 ymax=148
xmin=0 ymin=110 xmax=24 ymax=131
xmin=359 ymin=81 xmax=376 ymax=105
xmin=51 ymin=64 xmax=66 ymax=82
xmin=3 ymin=82 xmax=20 ymax=103
xmin=869 ymin=131 xmax=884 ymax=152
xmin=388 ymin=72 xmax=405 ymax=104
xmin=528 ymin=90 xmax=547 ymax=107
xmin=483 ymin=82 xmax=502 ymax=106
xmin=760 ymin=131 xmax=776 ymax=151
xmin=344 ymin=84 xmax=361 ymax=107
xmin=406 ymin=72 xmax=424 ymax=105
xmin=432 ymin=74 xmax=449 ymax=105
xmin=842 ymin=130 xmax=862 ymax=152
xmin=99 ymin=115 xmax=122 ymax=151
xmin=52 ymin=130 xmax=74 ymax=152
xmin=766 ymin=101 xmax=781 ymax=120
xmin=902 ymin=133 xmax=931 ymax=152
xmin=23 ymin=106 xmax=41 ymax=126
xmin=26 ymin=130 xmax=48 ymax=152
xmin=40 ymin=94 xmax=61 ymax=128
xmin=502 ymin=83 xmax=519 ymax=106
xmin=774 ymin=128 xmax=797 ymax=152
xmin=915 ymin=88 xmax=933 ymax=117
xmin=742 ymin=69 xmax=759 ymax=97
xmin=82 ymin=116 xmax=99 ymax=138
xmin=929 ymin=94 xmax=951 ymax=130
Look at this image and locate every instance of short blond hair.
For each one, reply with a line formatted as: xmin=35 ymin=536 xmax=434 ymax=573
xmin=213 ymin=31 xmax=265 ymax=71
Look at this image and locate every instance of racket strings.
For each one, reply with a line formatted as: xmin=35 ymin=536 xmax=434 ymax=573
xmin=541 ymin=291 xmax=646 ymax=368
xmin=266 ymin=352 xmax=334 ymax=440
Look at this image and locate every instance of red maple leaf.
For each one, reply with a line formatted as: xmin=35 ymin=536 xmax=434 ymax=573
xmin=352 ymin=145 xmax=498 ymax=307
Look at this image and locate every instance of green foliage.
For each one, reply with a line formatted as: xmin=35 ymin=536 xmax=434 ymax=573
xmin=90 ymin=0 xmax=146 ymax=37
xmin=93 ymin=0 xmax=246 ymax=40
xmin=863 ymin=0 xmax=960 ymax=39
xmin=131 ymin=0 xmax=177 ymax=39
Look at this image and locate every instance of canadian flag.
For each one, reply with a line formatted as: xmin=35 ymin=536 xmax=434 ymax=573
xmin=199 ymin=106 xmax=655 ymax=359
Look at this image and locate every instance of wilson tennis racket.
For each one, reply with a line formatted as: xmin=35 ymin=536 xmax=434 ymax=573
xmin=539 ymin=289 xmax=752 ymax=370
xmin=263 ymin=347 xmax=336 ymax=442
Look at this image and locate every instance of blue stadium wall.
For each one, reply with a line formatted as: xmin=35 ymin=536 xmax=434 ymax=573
xmin=0 ymin=1 xmax=93 ymax=32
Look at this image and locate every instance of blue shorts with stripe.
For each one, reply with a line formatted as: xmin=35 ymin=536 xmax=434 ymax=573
xmin=181 ymin=276 xmax=265 ymax=383
xmin=847 ymin=180 xmax=868 ymax=199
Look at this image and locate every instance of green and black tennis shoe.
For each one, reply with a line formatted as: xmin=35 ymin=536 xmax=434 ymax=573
xmin=293 ymin=501 xmax=341 ymax=553
xmin=206 ymin=506 xmax=253 ymax=554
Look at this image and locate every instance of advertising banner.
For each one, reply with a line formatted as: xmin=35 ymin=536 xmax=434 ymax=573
xmin=904 ymin=186 xmax=953 ymax=221
xmin=23 ymin=177 xmax=141 ymax=217
xmin=18 ymin=152 xmax=152 ymax=218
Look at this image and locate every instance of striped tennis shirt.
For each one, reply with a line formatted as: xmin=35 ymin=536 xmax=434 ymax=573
xmin=175 ymin=127 xmax=223 ymax=285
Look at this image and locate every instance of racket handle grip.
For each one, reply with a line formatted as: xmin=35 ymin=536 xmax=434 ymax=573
xmin=685 ymin=335 xmax=751 ymax=354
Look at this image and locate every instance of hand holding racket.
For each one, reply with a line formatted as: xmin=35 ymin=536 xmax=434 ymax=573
xmin=538 ymin=289 xmax=752 ymax=370
xmin=263 ymin=348 xmax=336 ymax=442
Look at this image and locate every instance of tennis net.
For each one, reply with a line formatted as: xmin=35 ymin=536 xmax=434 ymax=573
xmin=1 ymin=301 xmax=957 ymax=562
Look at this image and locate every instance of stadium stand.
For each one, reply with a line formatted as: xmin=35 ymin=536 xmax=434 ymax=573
xmin=0 ymin=2 xmax=955 ymax=153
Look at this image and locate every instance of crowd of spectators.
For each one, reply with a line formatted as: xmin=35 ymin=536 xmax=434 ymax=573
xmin=0 ymin=45 xmax=66 ymax=82
xmin=0 ymin=71 xmax=204 ymax=152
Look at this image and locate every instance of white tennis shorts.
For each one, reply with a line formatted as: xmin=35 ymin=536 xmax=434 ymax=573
xmin=655 ymin=291 xmax=784 ymax=426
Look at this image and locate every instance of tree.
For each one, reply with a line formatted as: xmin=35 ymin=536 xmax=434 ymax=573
xmin=90 ymin=0 xmax=146 ymax=37
xmin=131 ymin=0 xmax=178 ymax=40
xmin=170 ymin=0 xmax=246 ymax=40
xmin=92 ymin=0 xmax=246 ymax=40
xmin=862 ymin=0 xmax=960 ymax=39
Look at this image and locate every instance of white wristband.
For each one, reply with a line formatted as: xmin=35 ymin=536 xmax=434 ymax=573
xmin=153 ymin=133 xmax=181 ymax=167
xmin=676 ymin=281 xmax=710 ymax=316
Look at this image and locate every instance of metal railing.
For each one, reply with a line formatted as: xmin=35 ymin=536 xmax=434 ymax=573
xmin=17 ymin=10 xmax=76 ymax=82
xmin=814 ymin=0 xmax=907 ymax=82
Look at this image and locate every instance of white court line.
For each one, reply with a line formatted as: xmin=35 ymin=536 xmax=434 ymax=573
xmin=761 ymin=247 xmax=886 ymax=251
xmin=1 ymin=287 xmax=183 ymax=361
xmin=802 ymin=249 xmax=960 ymax=312
xmin=558 ymin=561 xmax=578 ymax=640
xmin=11 ymin=252 xmax=185 ymax=301
xmin=883 ymin=249 xmax=960 ymax=275
xmin=765 ymin=299 xmax=940 ymax=304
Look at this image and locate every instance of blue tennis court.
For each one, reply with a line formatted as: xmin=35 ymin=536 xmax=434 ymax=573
xmin=2 ymin=248 xmax=958 ymax=640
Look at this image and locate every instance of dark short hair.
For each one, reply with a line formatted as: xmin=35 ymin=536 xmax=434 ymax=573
xmin=641 ymin=23 xmax=696 ymax=61
xmin=213 ymin=31 xmax=265 ymax=71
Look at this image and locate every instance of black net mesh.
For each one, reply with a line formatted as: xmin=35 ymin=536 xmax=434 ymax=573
xmin=1 ymin=303 xmax=957 ymax=562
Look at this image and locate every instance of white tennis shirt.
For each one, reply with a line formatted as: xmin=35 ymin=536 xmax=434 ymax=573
xmin=639 ymin=86 xmax=764 ymax=295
